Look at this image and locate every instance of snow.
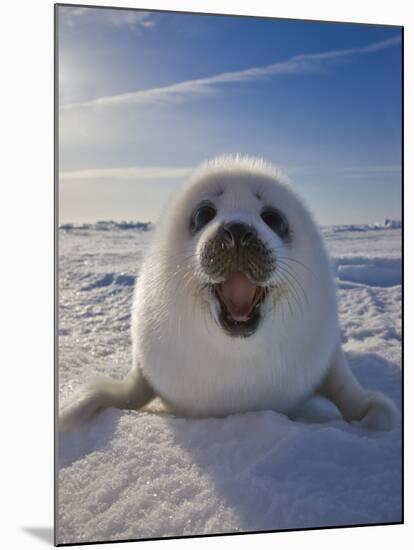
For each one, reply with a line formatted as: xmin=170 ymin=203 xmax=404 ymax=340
xmin=57 ymin=222 xmax=402 ymax=545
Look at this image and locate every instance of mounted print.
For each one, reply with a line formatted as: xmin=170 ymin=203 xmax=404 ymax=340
xmin=55 ymin=3 xmax=403 ymax=545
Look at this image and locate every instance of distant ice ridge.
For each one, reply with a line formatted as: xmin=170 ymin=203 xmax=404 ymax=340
xmin=59 ymin=219 xmax=401 ymax=233
xmin=59 ymin=220 xmax=153 ymax=231
xmin=335 ymin=257 xmax=401 ymax=287
xmin=325 ymin=219 xmax=401 ymax=233
xmin=381 ymin=219 xmax=402 ymax=229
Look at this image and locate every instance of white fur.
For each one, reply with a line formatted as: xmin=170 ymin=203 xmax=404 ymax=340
xmin=60 ymin=155 xmax=397 ymax=431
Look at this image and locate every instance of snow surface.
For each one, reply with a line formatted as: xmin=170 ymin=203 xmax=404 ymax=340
xmin=57 ymin=222 xmax=402 ymax=544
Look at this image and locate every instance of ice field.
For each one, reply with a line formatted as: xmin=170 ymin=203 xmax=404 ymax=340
xmin=57 ymin=220 xmax=402 ymax=544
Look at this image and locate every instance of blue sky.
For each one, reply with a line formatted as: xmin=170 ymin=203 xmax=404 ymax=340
xmin=58 ymin=6 xmax=402 ymax=225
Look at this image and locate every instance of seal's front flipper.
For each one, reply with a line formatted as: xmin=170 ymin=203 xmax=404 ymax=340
xmin=59 ymin=368 xmax=155 ymax=433
xmin=318 ymin=345 xmax=398 ymax=431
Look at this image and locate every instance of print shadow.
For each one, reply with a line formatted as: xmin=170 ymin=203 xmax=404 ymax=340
xmin=164 ymin=351 xmax=401 ymax=533
xmin=21 ymin=526 xmax=54 ymax=544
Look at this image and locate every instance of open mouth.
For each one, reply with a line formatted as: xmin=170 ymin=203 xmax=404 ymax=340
xmin=213 ymin=271 xmax=267 ymax=337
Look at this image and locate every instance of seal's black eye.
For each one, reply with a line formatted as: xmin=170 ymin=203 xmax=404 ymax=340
xmin=261 ymin=207 xmax=289 ymax=239
xmin=190 ymin=202 xmax=217 ymax=234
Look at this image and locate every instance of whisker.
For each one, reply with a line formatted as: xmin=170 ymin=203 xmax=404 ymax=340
xmin=276 ymin=256 xmax=315 ymax=277
xmin=276 ymin=261 xmax=309 ymax=306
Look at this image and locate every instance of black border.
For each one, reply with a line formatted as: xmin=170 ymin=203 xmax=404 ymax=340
xmin=54 ymin=3 xmax=404 ymax=547
xmin=56 ymin=2 xmax=403 ymax=27
xmin=57 ymin=521 xmax=403 ymax=547
xmin=401 ymin=23 xmax=405 ymax=531
xmin=54 ymin=3 xmax=59 ymax=546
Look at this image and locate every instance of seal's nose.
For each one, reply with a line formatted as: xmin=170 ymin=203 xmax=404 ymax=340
xmin=223 ymin=222 xmax=256 ymax=248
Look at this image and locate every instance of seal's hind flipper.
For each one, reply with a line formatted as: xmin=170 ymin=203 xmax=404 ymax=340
xmin=59 ymin=368 xmax=155 ymax=433
xmin=318 ymin=345 xmax=398 ymax=431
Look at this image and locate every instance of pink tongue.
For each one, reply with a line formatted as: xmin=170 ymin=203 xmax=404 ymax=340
xmin=219 ymin=272 xmax=258 ymax=322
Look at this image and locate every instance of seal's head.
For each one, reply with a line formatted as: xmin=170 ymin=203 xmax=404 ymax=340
xmin=157 ymin=155 xmax=331 ymax=340
xmin=191 ymin=183 xmax=290 ymax=338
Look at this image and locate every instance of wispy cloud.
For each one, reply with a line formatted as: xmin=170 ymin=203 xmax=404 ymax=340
xmin=59 ymin=163 xmax=401 ymax=183
xmin=285 ymin=164 xmax=402 ymax=176
xmin=62 ymin=7 xmax=157 ymax=31
xmin=59 ymin=166 xmax=192 ymax=181
xmin=61 ymin=35 xmax=401 ymax=111
xmin=340 ymin=165 xmax=402 ymax=178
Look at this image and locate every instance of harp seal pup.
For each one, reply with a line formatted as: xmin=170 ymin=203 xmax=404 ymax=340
xmin=59 ymin=155 xmax=397 ymax=432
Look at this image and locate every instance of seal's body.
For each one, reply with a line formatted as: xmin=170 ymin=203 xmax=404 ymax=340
xmin=60 ymin=156 xmax=397 ymax=431
xmin=132 ymin=158 xmax=337 ymax=417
